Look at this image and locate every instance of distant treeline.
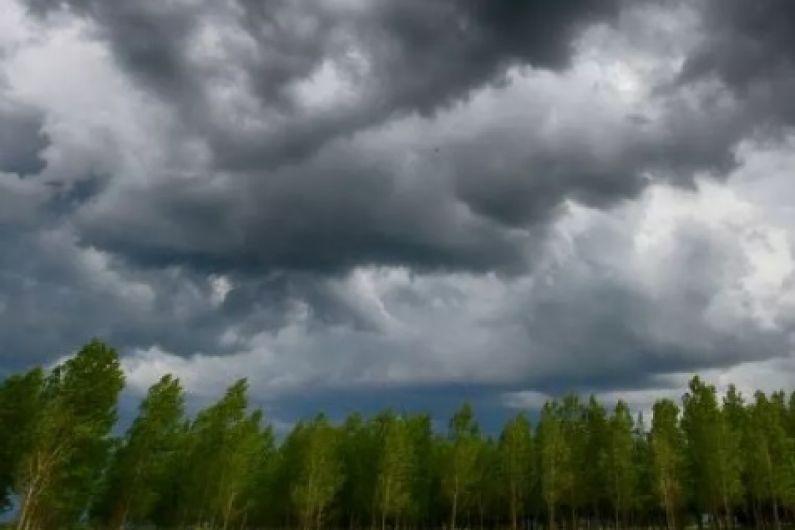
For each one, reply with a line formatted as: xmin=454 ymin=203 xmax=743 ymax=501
xmin=1 ymin=341 xmax=795 ymax=530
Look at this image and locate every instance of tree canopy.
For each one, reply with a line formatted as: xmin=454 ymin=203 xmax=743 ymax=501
xmin=2 ymin=340 xmax=795 ymax=530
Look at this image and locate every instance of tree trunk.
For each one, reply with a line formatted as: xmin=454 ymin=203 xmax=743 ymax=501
xmin=478 ymin=495 xmax=484 ymax=530
xmin=511 ymin=485 xmax=518 ymax=530
xmin=382 ymin=479 xmax=391 ymax=530
xmin=771 ymin=495 xmax=781 ymax=530
xmin=221 ymin=491 xmax=237 ymax=530
xmin=316 ymin=505 xmax=324 ymax=530
xmin=450 ymin=478 xmax=458 ymax=530
xmin=111 ymin=503 xmax=130 ymax=530
xmin=18 ymin=475 xmax=42 ymax=530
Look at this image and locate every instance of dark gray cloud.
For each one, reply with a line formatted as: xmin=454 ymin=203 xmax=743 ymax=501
xmin=14 ymin=0 xmax=757 ymax=278
xmin=2 ymin=0 xmax=795 ymax=414
xmin=680 ymin=0 xmax=795 ymax=126
xmin=24 ymin=0 xmax=623 ymax=170
xmin=0 ymin=98 xmax=48 ymax=175
xmin=682 ymin=0 xmax=795 ymax=89
xmin=74 ymin=138 xmax=533 ymax=274
xmin=69 ymin=71 xmax=750 ymax=276
xmin=0 ymin=227 xmax=221 ymax=372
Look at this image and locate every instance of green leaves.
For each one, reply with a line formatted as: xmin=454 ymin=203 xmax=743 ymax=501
xmin=682 ymin=376 xmax=743 ymax=524
xmin=290 ymin=415 xmax=344 ymax=530
xmin=4 ymin=350 xmax=795 ymax=530
xmin=443 ymin=403 xmax=483 ymax=530
xmin=606 ymin=401 xmax=637 ymax=527
xmin=650 ymin=399 xmax=685 ymax=530
xmin=90 ymin=374 xmax=185 ymax=528
xmin=177 ymin=378 xmax=272 ymax=529
xmin=15 ymin=339 xmax=125 ymax=529
xmin=0 ymin=368 xmax=44 ymax=510
xmin=498 ymin=413 xmax=533 ymax=530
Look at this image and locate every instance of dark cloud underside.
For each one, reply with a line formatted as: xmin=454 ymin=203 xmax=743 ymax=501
xmin=0 ymin=0 xmax=793 ymax=410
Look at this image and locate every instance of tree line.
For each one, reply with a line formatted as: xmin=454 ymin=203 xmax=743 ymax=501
xmin=1 ymin=340 xmax=795 ymax=530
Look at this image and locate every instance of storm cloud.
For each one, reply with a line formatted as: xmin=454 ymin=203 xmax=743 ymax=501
xmin=1 ymin=0 xmax=795 ymax=422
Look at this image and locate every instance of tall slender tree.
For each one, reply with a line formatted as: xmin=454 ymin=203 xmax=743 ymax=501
xmin=606 ymin=401 xmax=637 ymax=529
xmin=538 ymin=401 xmax=572 ymax=530
xmin=583 ymin=396 xmax=608 ymax=526
xmin=681 ymin=376 xmax=742 ymax=528
xmin=16 ymin=339 xmax=125 ymax=530
xmin=0 ymin=368 xmax=44 ymax=512
xmin=339 ymin=413 xmax=379 ymax=530
xmin=443 ymin=403 xmax=482 ymax=530
xmin=650 ymin=399 xmax=685 ymax=530
xmin=498 ymin=413 xmax=533 ymax=530
xmin=746 ymin=391 xmax=795 ymax=530
xmin=377 ymin=415 xmax=415 ymax=530
xmin=5 ymin=349 xmax=795 ymax=530
xmin=176 ymin=379 xmax=270 ymax=529
xmin=407 ymin=413 xmax=435 ymax=528
xmin=91 ymin=374 xmax=185 ymax=529
xmin=292 ymin=414 xmax=344 ymax=530
xmin=559 ymin=395 xmax=586 ymax=528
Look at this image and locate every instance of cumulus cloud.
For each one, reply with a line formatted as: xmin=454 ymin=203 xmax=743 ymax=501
xmin=117 ymin=179 xmax=795 ymax=408
xmin=1 ymin=0 xmax=795 ymax=420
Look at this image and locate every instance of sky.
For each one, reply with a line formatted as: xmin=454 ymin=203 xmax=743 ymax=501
xmin=1 ymin=0 xmax=795 ymax=431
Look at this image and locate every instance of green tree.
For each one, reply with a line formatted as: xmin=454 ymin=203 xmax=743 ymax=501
xmin=16 ymin=339 xmax=125 ymax=530
xmin=583 ymin=397 xmax=608 ymax=526
xmin=787 ymin=391 xmax=795 ymax=439
xmin=175 ymin=379 xmax=270 ymax=529
xmin=91 ymin=374 xmax=185 ymax=529
xmin=606 ymin=401 xmax=637 ymax=529
xmin=650 ymin=399 xmax=685 ymax=530
xmin=633 ymin=412 xmax=656 ymax=527
xmin=746 ymin=391 xmax=795 ymax=530
xmin=406 ymin=413 xmax=434 ymax=527
xmin=474 ymin=439 xmax=500 ymax=530
xmin=0 ymin=368 xmax=44 ymax=513
xmin=339 ymin=413 xmax=379 ymax=530
xmin=498 ymin=413 xmax=533 ymax=530
xmin=377 ymin=415 xmax=415 ymax=530
xmin=681 ymin=376 xmax=742 ymax=528
xmin=292 ymin=414 xmax=344 ymax=530
xmin=538 ymin=401 xmax=572 ymax=530
xmin=443 ymin=403 xmax=482 ymax=530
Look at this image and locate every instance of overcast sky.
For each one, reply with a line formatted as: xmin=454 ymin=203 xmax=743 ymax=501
xmin=2 ymin=0 xmax=795 ymax=429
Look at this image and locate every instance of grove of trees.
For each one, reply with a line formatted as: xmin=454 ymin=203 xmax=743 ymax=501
xmin=1 ymin=340 xmax=795 ymax=530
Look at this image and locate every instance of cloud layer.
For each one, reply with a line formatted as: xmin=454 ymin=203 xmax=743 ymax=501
xmin=1 ymin=0 xmax=794 ymax=423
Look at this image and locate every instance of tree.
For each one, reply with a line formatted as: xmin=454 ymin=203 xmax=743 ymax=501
xmin=339 ymin=413 xmax=379 ymax=530
xmin=16 ymin=339 xmax=125 ymax=530
xmin=7 ymin=351 xmax=795 ymax=530
xmin=443 ymin=403 xmax=482 ymax=530
xmin=498 ymin=413 xmax=533 ymax=530
xmin=292 ymin=414 xmax=344 ymax=530
xmin=406 ymin=413 xmax=435 ymax=527
xmin=650 ymin=399 xmax=685 ymax=530
xmin=746 ymin=391 xmax=795 ymax=530
xmin=377 ymin=415 xmax=415 ymax=530
xmin=0 ymin=368 xmax=44 ymax=512
xmin=538 ymin=401 xmax=572 ymax=530
xmin=176 ymin=379 xmax=270 ymax=530
xmin=474 ymin=439 xmax=500 ymax=530
xmin=606 ymin=401 xmax=637 ymax=529
xmin=582 ymin=396 xmax=609 ymax=525
xmin=91 ymin=374 xmax=185 ymax=529
xmin=633 ymin=412 xmax=655 ymax=527
xmin=681 ymin=376 xmax=742 ymax=528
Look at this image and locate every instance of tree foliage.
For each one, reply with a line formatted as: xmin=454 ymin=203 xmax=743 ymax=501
xmin=4 ymin=345 xmax=795 ymax=530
